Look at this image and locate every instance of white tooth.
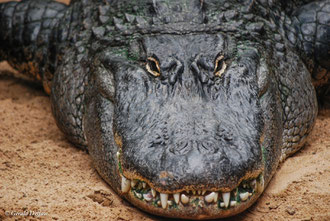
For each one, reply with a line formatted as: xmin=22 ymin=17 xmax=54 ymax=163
xmin=134 ymin=191 xmax=142 ymax=199
xmin=202 ymin=190 xmax=206 ymax=195
xmin=143 ymin=192 xmax=153 ymax=201
xmin=222 ymin=192 xmax=230 ymax=208
xmin=131 ymin=179 xmax=138 ymax=188
xmin=160 ymin=193 xmax=168 ymax=209
xmin=181 ymin=194 xmax=189 ymax=204
xmin=250 ymin=179 xmax=257 ymax=190
xmin=167 ymin=200 xmax=173 ymax=206
xmin=257 ymin=175 xmax=264 ymax=193
xmin=121 ymin=176 xmax=131 ymax=193
xmin=151 ymin=188 xmax=156 ymax=197
xmin=220 ymin=202 xmax=225 ymax=207
xmin=214 ymin=192 xmax=219 ymax=203
xmin=198 ymin=190 xmax=201 ymax=195
xmin=192 ymin=190 xmax=196 ymax=195
xmin=174 ymin=193 xmax=180 ymax=204
xmin=116 ymin=151 xmax=120 ymax=159
xmin=239 ymin=192 xmax=249 ymax=201
xmin=230 ymin=201 xmax=237 ymax=207
xmin=249 ymin=192 xmax=253 ymax=196
xmin=205 ymin=192 xmax=215 ymax=203
xmin=142 ymin=182 xmax=146 ymax=188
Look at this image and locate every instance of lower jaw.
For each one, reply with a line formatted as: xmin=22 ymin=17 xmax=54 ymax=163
xmin=120 ymin=173 xmax=265 ymax=220
xmin=124 ymin=187 xmax=262 ymax=220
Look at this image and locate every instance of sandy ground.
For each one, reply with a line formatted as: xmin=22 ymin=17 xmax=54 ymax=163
xmin=0 ymin=60 xmax=329 ymax=221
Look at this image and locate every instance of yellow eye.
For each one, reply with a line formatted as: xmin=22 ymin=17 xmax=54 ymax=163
xmin=146 ymin=57 xmax=161 ymax=77
xmin=214 ymin=55 xmax=227 ymax=77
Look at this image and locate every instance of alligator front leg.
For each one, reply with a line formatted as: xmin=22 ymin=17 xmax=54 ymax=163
xmin=278 ymin=0 xmax=330 ymax=160
xmin=283 ymin=0 xmax=330 ymax=90
xmin=0 ymin=0 xmax=69 ymax=94
xmin=0 ymin=0 xmax=97 ymax=148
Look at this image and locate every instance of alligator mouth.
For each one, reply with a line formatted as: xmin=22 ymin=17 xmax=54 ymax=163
xmin=121 ymin=173 xmax=264 ymax=207
xmin=117 ymin=152 xmax=265 ymax=219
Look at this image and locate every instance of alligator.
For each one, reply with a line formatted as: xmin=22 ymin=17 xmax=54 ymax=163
xmin=0 ymin=0 xmax=329 ymax=219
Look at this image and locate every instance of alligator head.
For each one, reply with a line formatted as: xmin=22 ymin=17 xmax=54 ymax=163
xmin=83 ymin=31 xmax=283 ymax=219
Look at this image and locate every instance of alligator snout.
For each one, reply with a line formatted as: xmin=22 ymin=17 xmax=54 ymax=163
xmin=116 ymin=94 xmax=264 ymax=192
xmin=119 ymin=128 xmax=263 ymax=192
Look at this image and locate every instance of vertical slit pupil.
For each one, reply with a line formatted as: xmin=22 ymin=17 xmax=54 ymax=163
xmin=149 ymin=60 xmax=159 ymax=72
xmin=215 ymin=59 xmax=224 ymax=73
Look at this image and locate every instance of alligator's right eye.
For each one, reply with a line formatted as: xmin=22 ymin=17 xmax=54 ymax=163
xmin=146 ymin=57 xmax=161 ymax=77
xmin=214 ymin=55 xmax=227 ymax=77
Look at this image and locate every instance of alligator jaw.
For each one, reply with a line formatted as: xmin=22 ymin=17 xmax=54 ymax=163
xmin=120 ymin=173 xmax=264 ymax=219
xmin=117 ymin=151 xmax=265 ymax=219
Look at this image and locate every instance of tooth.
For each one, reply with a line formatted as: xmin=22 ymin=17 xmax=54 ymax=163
xmin=257 ymin=175 xmax=264 ymax=193
xmin=205 ymin=192 xmax=215 ymax=203
xmin=167 ymin=200 xmax=173 ymax=206
xmin=151 ymin=189 xmax=156 ymax=197
xmin=121 ymin=176 xmax=131 ymax=193
xmin=142 ymin=182 xmax=146 ymax=188
xmin=160 ymin=193 xmax=168 ymax=209
xmin=239 ymin=192 xmax=249 ymax=201
xmin=222 ymin=192 xmax=230 ymax=208
xmin=131 ymin=179 xmax=138 ymax=188
xmin=202 ymin=190 xmax=206 ymax=195
xmin=230 ymin=201 xmax=237 ymax=207
xmin=116 ymin=151 xmax=120 ymax=159
xmin=198 ymin=190 xmax=201 ymax=195
xmin=192 ymin=190 xmax=196 ymax=195
xmin=220 ymin=202 xmax=225 ymax=207
xmin=251 ymin=179 xmax=257 ymax=190
xmin=143 ymin=192 xmax=153 ymax=201
xmin=134 ymin=191 xmax=142 ymax=198
xmin=214 ymin=192 xmax=219 ymax=203
xmin=174 ymin=193 xmax=180 ymax=204
xmin=181 ymin=194 xmax=189 ymax=204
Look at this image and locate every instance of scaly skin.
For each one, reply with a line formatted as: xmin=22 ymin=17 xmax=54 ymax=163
xmin=0 ymin=0 xmax=329 ymax=219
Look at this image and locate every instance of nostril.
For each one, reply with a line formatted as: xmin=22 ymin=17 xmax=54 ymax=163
xmin=169 ymin=141 xmax=189 ymax=155
xmin=200 ymin=141 xmax=219 ymax=154
xmin=169 ymin=140 xmax=220 ymax=155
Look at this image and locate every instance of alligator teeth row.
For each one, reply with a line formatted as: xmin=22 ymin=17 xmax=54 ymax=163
xmin=121 ymin=174 xmax=264 ymax=209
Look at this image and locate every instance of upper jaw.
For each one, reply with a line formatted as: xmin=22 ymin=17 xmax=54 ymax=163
xmin=117 ymin=150 xmax=265 ymax=219
xmin=118 ymin=133 xmax=264 ymax=192
xmin=119 ymin=169 xmax=265 ymax=219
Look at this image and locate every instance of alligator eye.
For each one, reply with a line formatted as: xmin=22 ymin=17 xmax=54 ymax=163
xmin=146 ymin=57 xmax=161 ymax=77
xmin=214 ymin=55 xmax=227 ymax=77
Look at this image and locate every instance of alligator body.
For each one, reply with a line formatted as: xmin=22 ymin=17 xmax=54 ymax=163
xmin=0 ymin=0 xmax=329 ymax=219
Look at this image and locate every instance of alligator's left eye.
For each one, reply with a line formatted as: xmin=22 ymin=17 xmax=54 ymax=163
xmin=214 ymin=55 xmax=227 ymax=77
xmin=146 ymin=57 xmax=161 ymax=77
